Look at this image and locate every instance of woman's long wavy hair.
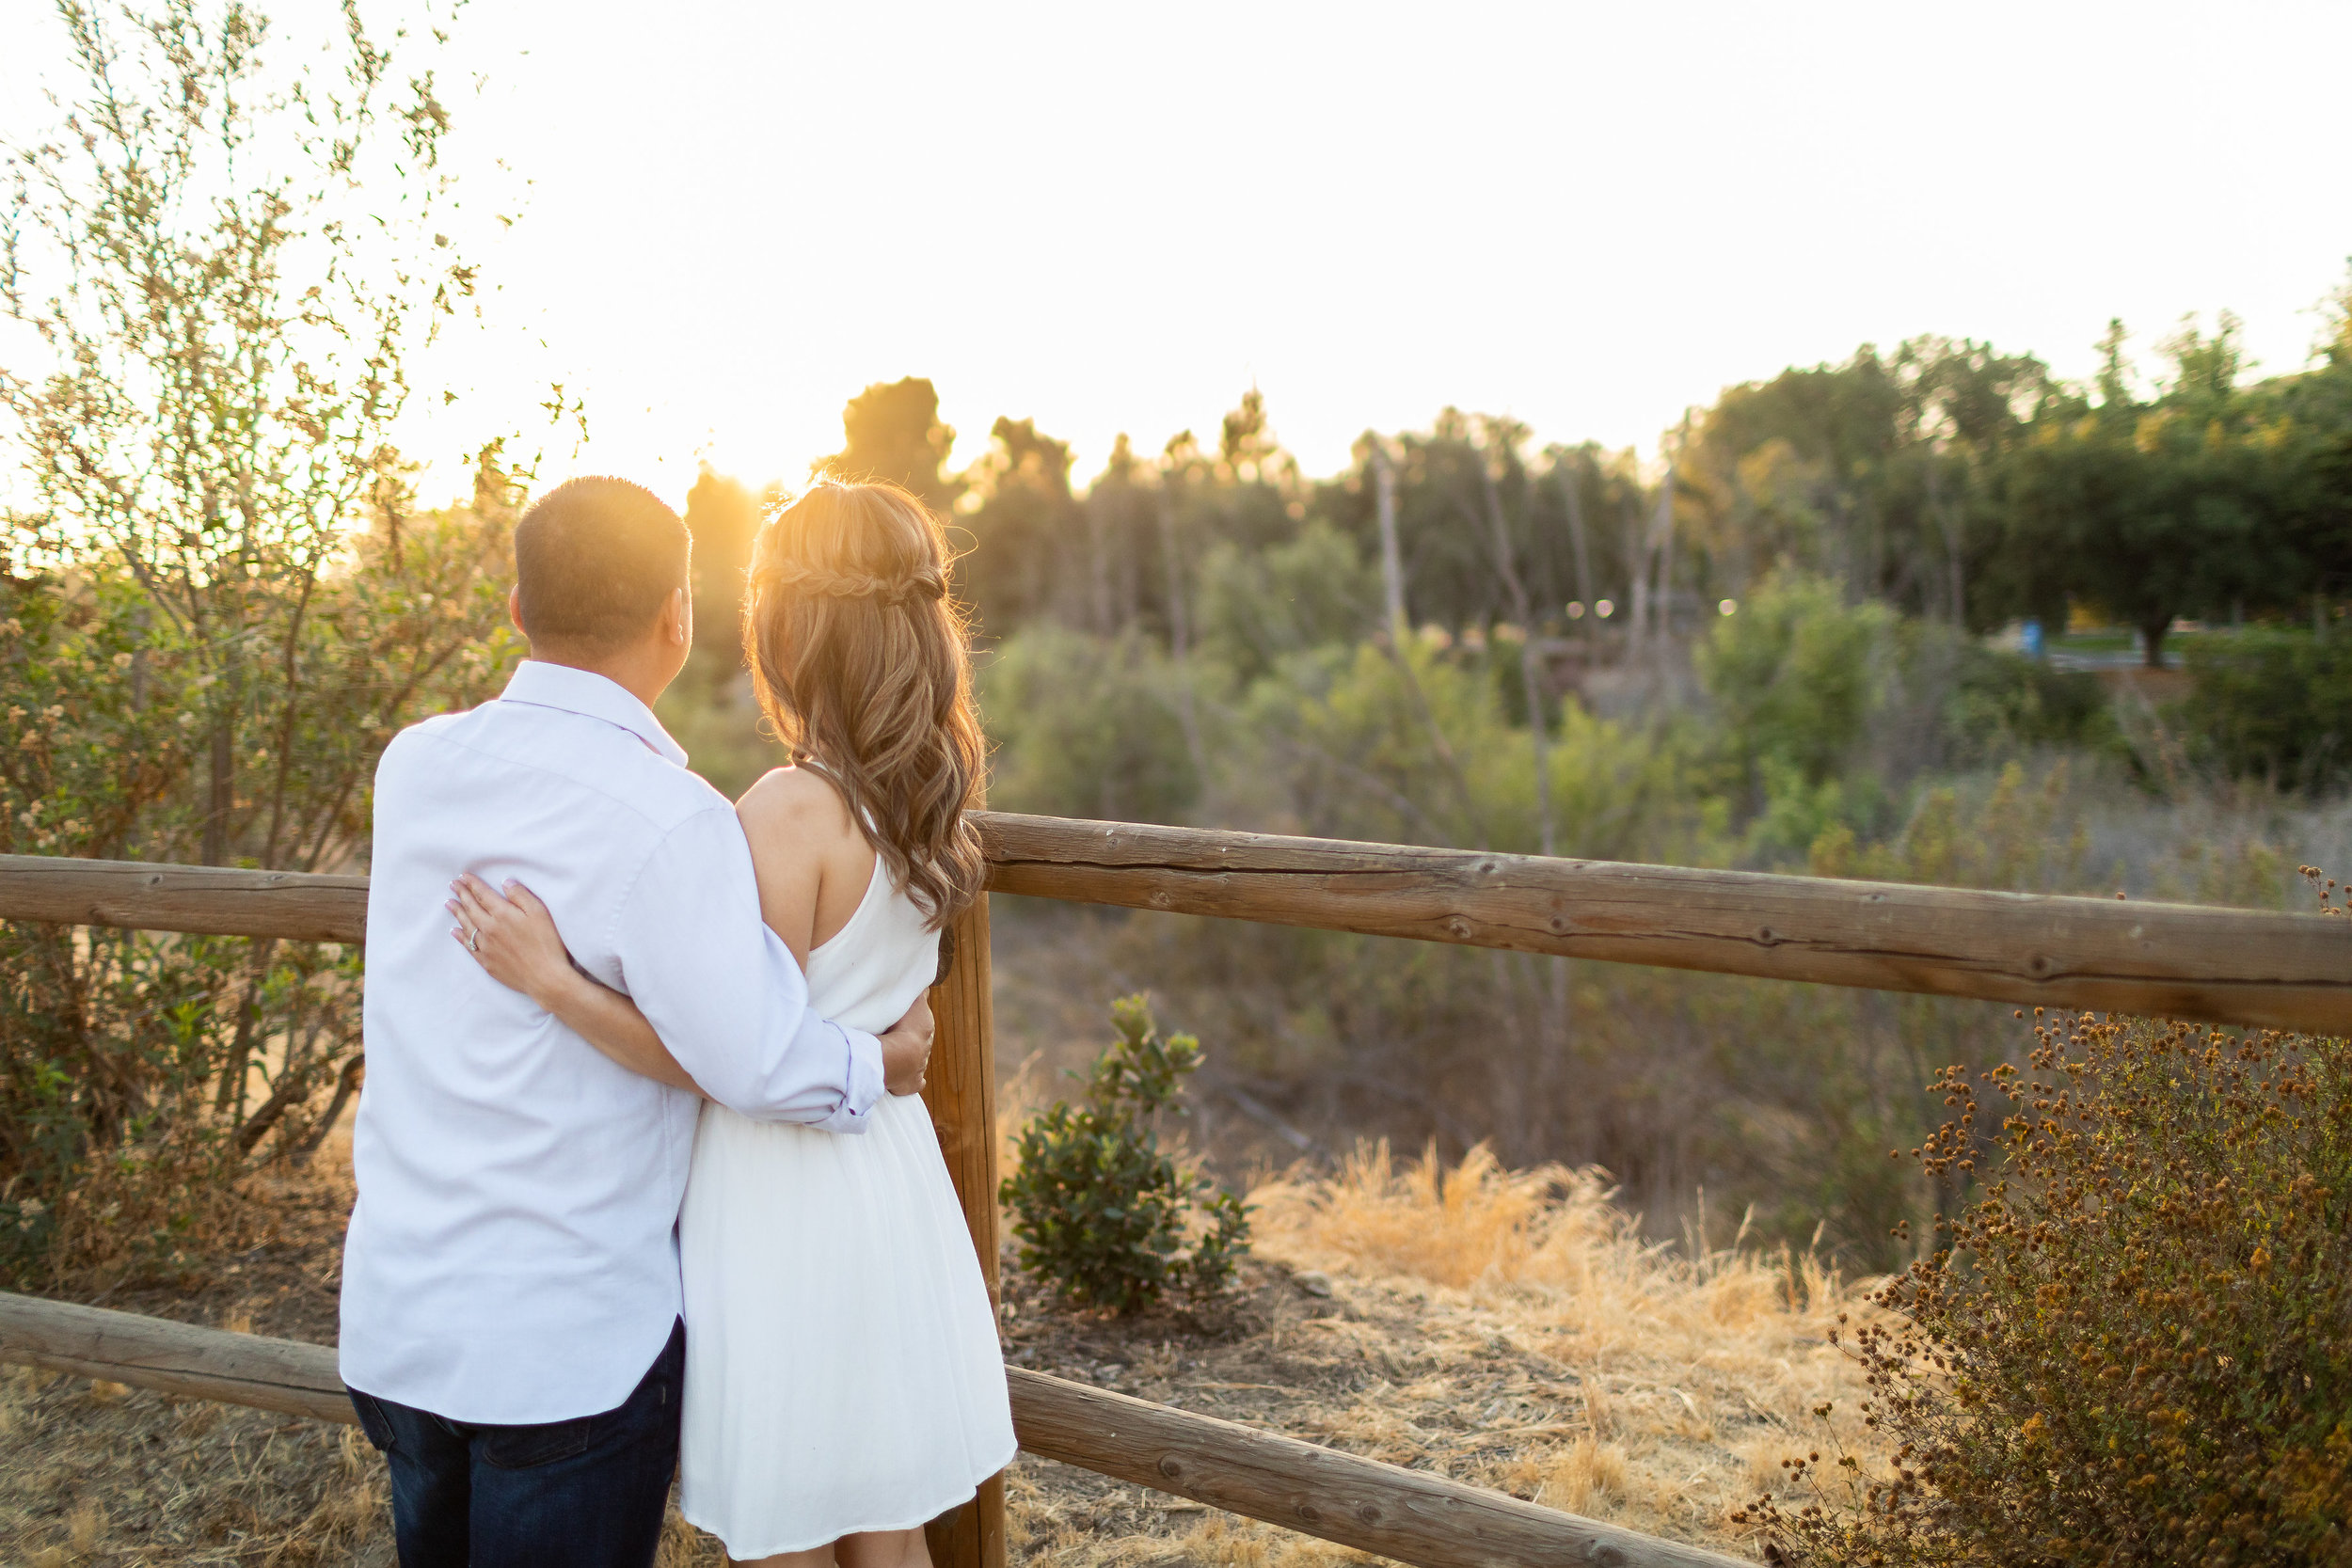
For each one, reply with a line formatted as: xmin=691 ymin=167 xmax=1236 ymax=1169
xmin=742 ymin=479 xmax=986 ymax=927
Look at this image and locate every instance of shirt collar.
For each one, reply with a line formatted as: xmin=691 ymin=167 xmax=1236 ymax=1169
xmin=498 ymin=660 xmax=690 ymax=768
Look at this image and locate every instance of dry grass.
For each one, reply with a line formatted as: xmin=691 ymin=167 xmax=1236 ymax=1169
xmin=1248 ymin=1143 xmax=1870 ymax=1553
xmin=992 ymin=1141 xmax=1880 ymax=1565
xmin=1 ymin=1142 xmax=1876 ymax=1564
xmin=0 ymin=1362 xmax=389 ymax=1564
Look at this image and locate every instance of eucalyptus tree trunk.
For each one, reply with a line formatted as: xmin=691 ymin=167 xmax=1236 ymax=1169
xmin=1155 ymin=478 xmax=1209 ymax=789
xmin=1624 ymin=496 xmax=1649 ymax=659
xmin=1937 ymin=467 xmax=1966 ymax=626
xmin=1651 ymin=471 xmax=1677 ymax=649
xmin=1478 ymin=436 xmax=1570 ymax=1139
xmin=1559 ymin=460 xmax=1597 ymax=624
xmin=1477 ymin=451 xmax=1555 ymax=860
xmin=1373 ymin=443 xmax=1408 ymax=641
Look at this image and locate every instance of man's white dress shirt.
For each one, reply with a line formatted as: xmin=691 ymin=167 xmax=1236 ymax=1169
xmin=340 ymin=660 xmax=884 ymax=1425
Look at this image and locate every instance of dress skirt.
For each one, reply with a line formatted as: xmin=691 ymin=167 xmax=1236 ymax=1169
xmin=677 ymin=1093 xmax=1016 ymax=1558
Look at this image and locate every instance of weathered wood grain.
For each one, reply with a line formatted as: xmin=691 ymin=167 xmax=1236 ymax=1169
xmin=922 ymin=892 xmax=1008 ymax=1568
xmin=0 ymin=1292 xmax=353 ymax=1425
xmin=0 ymin=854 xmax=366 ymax=942
xmin=1007 ymin=1367 xmax=1744 ymax=1568
xmin=977 ymin=814 xmax=2352 ymax=1034
xmin=0 ymin=1294 xmax=1740 ymax=1568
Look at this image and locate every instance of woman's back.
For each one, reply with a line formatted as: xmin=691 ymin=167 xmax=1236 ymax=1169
xmin=800 ymin=855 xmax=941 ymax=1037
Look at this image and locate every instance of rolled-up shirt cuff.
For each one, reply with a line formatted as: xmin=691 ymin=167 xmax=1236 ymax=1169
xmin=804 ymin=1024 xmax=885 ymax=1133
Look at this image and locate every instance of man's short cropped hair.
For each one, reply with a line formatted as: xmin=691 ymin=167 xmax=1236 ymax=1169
xmin=512 ymin=477 xmax=691 ymax=653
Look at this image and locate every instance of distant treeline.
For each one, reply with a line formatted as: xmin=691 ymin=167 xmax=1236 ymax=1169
xmin=647 ymin=312 xmax=2352 ymax=1269
xmin=686 ymin=296 xmax=2352 ymax=672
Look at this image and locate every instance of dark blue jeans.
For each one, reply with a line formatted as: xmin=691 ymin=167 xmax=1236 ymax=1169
xmin=348 ymin=1319 xmax=684 ymax=1568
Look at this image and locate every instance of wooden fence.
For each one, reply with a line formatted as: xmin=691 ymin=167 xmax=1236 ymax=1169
xmin=3 ymin=816 xmax=2345 ymax=1568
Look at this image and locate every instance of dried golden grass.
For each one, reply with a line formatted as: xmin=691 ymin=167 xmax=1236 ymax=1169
xmin=0 ymin=1363 xmax=389 ymax=1563
xmin=1229 ymin=1140 xmax=1887 ymax=1552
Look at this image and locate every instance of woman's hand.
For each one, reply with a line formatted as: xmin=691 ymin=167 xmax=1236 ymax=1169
xmin=449 ymin=874 xmax=580 ymax=1010
xmin=450 ymin=873 xmax=708 ymax=1097
xmin=880 ymin=994 xmax=934 ymax=1097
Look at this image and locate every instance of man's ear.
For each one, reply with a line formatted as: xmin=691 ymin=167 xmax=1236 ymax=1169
xmin=507 ymin=584 xmax=527 ymax=638
xmin=665 ymin=585 xmax=691 ymax=646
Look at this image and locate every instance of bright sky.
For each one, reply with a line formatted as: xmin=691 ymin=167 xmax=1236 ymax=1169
xmin=7 ymin=1 xmax=2351 ymax=508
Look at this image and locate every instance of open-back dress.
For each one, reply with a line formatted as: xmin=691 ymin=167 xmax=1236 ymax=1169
xmin=676 ymin=847 xmax=1014 ymax=1557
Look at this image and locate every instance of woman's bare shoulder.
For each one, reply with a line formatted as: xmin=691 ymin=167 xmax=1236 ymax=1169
xmin=735 ymin=765 xmax=861 ymax=855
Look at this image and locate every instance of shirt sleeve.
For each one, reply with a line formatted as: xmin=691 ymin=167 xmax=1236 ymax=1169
xmin=612 ymin=805 xmax=884 ymax=1130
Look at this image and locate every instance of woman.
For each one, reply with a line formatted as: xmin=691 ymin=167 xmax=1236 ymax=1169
xmin=449 ymin=479 xmax=1014 ymax=1568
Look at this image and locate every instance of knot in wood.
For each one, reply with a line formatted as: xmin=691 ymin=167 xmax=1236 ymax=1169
xmin=1157 ymin=1455 xmax=1184 ymax=1481
xmin=1446 ymin=916 xmax=1472 ymax=938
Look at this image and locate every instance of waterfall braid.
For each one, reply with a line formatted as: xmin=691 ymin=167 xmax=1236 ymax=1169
xmin=743 ymin=479 xmax=986 ymax=927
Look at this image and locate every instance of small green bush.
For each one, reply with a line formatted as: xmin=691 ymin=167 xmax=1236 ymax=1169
xmin=2182 ymin=628 xmax=2352 ymax=792
xmin=976 ymin=626 xmax=1203 ymax=824
xmin=1001 ymin=995 xmax=1250 ymax=1312
xmin=1698 ymin=569 xmax=1893 ymax=798
xmin=1740 ymin=982 xmax=2352 ymax=1564
xmin=1949 ymin=645 xmax=2116 ymax=758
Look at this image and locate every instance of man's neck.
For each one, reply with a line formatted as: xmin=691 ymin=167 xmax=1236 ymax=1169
xmin=529 ymin=648 xmax=672 ymax=712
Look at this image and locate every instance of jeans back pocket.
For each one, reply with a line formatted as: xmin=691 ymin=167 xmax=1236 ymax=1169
xmin=479 ymin=1415 xmax=598 ymax=1470
xmin=348 ymin=1390 xmax=399 ymax=1453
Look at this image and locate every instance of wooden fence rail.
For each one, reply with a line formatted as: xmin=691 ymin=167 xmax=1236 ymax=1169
xmin=0 ymin=1292 xmax=1741 ymax=1568
xmin=10 ymin=813 xmax=2351 ymax=1031
xmin=979 ymin=815 xmax=2352 ymax=1034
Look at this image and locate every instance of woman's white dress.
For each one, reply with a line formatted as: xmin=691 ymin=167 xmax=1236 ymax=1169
xmin=678 ymin=859 xmax=1015 ymax=1558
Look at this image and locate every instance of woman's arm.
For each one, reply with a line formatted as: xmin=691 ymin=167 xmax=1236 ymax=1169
xmin=449 ymin=874 xmax=708 ymax=1097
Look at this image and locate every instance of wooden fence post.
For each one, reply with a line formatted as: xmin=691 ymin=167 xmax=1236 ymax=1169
xmin=921 ymin=891 xmax=1005 ymax=1568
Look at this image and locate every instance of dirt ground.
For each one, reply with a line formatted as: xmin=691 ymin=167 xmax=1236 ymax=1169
xmin=1 ymin=1144 xmax=1874 ymax=1565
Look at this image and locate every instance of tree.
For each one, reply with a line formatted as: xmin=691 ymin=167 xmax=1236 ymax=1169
xmin=682 ymin=464 xmax=763 ymax=670
xmin=956 ymin=416 xmax=1081 ymax=634
xmin=2003 ymin=318 xmax=2292 ymax=665
xmin=815 ymin=376 xmax=964 ymax=515
xmin=2271 ymin=271 xmax=2352 ymax=602
xmin=0 ymin=1 xmax=520 ymax=1280
xmin=3 ymin=0 xmax=491 ymax=867
xmin=1677 ymin=337 xmax=2049 ymax=626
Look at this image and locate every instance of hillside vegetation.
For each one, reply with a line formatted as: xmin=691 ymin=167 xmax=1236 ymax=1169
xmin=0 ymin=1142 xmax=1872 ymax=1564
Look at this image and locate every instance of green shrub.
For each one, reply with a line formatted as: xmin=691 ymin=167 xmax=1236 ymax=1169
xmin=1000 ymin=995 xmax=1250 ymax=1312
xmin=1740 ymin=992 xmax=2352 ymax=1564
xmin=1949 ymin=645 xmax=2116 ymax=758
xmin=977 ymin=626 xmax=1203 ymax=824
xmin=2182 ymin=628 xmax=2352 ymax=792
xmin=0 ymin=529 xmax=514 ymax=1287
xmin=1698 ymin=569 xmax=1893 ymax=797
xmin=1195 ymin=520 xmax=1378 ymax=684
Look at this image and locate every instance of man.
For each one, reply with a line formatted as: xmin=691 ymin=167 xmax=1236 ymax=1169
xmin=340 ymin=477 xmax=934 ymax=1566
